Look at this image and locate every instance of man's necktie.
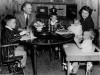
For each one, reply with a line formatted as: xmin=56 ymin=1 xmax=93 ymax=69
xmin=26 ymin=15 xmax=29 ymax=26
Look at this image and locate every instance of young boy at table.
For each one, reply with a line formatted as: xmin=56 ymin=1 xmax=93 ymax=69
xmin=68 ymin=18 xmax=83 ymax=43
xmin=1 ymin=15 xmax=30 ymax=68
xmin=63 ymin=29 xmax=100 ymax=74
xmin=49 ymin=14 xmax=58 ymax=32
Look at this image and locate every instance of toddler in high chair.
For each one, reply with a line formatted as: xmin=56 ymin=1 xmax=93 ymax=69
xmin=72 ymin=29 xmax=100 ymax=74
xmin=76 ymin=30 xmax=95 ymax=52
xmin=63 ymin=29 xmax=100 ymax=75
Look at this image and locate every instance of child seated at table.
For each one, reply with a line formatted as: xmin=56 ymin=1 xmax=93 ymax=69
xmin=1 ymin=15 xmax=29 ymax=68
xmin=49 ymin=14 xmax=58 ymax=32
xmin=63 ymin=29 xmax=100 ymax=74
xmin=68 ymin=18 xmax=83 ymax=43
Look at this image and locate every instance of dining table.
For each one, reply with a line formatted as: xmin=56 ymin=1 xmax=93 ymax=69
xmin=26 ymin=31 xmax=74 ymax=75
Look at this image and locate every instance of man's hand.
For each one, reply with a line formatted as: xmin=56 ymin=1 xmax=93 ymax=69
xmin=19 ymin=29 xmax=30 ymax=36
xmin=20 ymin=33 xmax=37 ymax=41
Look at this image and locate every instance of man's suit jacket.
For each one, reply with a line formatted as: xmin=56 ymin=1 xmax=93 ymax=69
xmin=15 ymin=12 xmax=36 ymax=30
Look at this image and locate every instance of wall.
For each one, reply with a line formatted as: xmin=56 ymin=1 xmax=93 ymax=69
xmin=0 ymin=0 xmax=98 ymax=25
xmin=98 ymin=0 xmax=100 ymax=47
xmin=0 ymin=0 xmax=99 ymax=26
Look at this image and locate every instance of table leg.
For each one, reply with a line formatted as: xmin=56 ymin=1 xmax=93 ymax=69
xmin=60 ymin=45 xmax=66 ymax=64
xmin=67 ymin=61 xmax=70 ymax=75
xmin=49 ymin=46 xmax=53 ymax=61
xmin=30 ymin=45 xmax=37 ymax=75
xmin=58 ymin=45 xmax=61 ymax=59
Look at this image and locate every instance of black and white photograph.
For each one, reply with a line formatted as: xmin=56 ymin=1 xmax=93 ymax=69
xmin=0 ymin=0 xmax=100 ymax=75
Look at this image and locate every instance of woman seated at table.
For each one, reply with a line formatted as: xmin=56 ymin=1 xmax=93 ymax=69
xmin=63 ymin=29 xmax=100 ymax=74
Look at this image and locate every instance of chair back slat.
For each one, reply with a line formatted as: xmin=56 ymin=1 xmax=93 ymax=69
xmin=0 ymin=44 xmax=18 ymax=63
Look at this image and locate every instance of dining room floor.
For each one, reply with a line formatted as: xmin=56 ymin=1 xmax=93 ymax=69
xmin=24 ymin=50 xmax=100 ymax=75
xmin=0 ymin=50 xmax=100 ymax=75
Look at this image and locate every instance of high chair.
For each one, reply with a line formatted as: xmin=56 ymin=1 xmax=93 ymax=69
xmin=63 ymin=43 xmax=100 ymax=75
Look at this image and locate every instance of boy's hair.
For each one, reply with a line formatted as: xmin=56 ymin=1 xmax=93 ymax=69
xmin=49 ymin=14 xmax=57 ymax=19
xmin=74 ymin=18 xmax=79 ymax=21
xmin=4 ymin=15 xmax=16 ymax=23
xmin=73 ymin=18 xmax=80 ymax=23
xmin=73 ymin=18 xmax=80 ymax=24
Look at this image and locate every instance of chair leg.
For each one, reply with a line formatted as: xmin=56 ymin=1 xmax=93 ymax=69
xmin=86 ymin=62 xmax=91 ymax=75
xmin=0 ymin=62 xmax=2 ymax=74
xmin=67 ymin=61 xmax=70 ymax=75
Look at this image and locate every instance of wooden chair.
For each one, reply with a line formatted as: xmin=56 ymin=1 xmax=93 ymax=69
xmin=0 ymin=43 xmax=24 ymax=75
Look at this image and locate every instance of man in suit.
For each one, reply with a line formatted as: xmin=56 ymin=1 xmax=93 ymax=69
xmin=15 ymin=1 xmax=36 ymax=31
xmin=1 ymin=15 xmax=27 ymax=68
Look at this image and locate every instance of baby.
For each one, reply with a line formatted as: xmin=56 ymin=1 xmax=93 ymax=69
xmin=68 ymin=18 xmax=83 ymax=43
